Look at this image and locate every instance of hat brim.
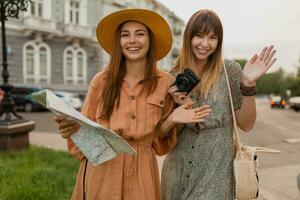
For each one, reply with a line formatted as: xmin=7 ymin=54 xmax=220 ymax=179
xmin=96 ymin=9 xmax=172 ymax=61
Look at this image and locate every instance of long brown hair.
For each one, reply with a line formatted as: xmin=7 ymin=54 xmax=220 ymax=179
xmin=100 ymin=21 xmax=158 ymax=120
xmin=171 ymin=9 xmax=223 ymax=98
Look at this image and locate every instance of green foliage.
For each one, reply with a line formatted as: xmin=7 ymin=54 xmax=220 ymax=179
xmin=286 ymin=73 xmax=300 ymax=96
xmin=0 ymin=146 xmax=79 ymax=200
xmin=234 ymin=59 xmax=247 ymax=69
xmin=256 ymin=68 xmax=287 ymax=96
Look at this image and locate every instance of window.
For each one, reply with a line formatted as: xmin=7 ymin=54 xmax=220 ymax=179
xmin=70 ymin=1 xmax=80 ymax=24
xmin=25 ymin=45 xmax=34 ymax=80
xmin=66 ymin=51 xmax=73 ymax=83
xmin=39 ymin=47 xmax=48 ymax=83
xmin=30 ymin=0 xmax=43 ymax=17
xmin=63 ymin=46 xmax=87 ymax=84
xmin=77 ymin=52 xmax=84 ymax=83
xmin=64 ymin=0 xmax=87 ymax=26
xmin=23 ymin=42 xmax=51 ymax=83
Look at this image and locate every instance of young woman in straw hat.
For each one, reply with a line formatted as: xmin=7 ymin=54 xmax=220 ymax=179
xmin=161 ymin=9 xmax=276 ymax=200
xmin=54 ymin=9 xmax=211 ymax=200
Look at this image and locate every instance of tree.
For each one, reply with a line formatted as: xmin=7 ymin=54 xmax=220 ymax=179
xmin=234 ymin=59 xmax=247 ymax=70
xmin=256 ymin=68 xmax=287 ymax=96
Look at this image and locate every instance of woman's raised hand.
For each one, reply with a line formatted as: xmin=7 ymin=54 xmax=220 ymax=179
xmin=242 ymin=45 xmax=277 ymax=86
xmin=54 ymin=115 xmax=80 ymax=138
xmin=170 ymin=104 xmax=211 ymax=124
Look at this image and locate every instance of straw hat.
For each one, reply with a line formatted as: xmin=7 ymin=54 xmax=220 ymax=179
xmin=96 ymin=9 xmax=172 ymax=61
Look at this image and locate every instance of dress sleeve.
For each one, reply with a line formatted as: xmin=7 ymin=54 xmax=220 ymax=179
xmin=67 ymin=75 xmax=102 ymax=161
xmin=152 ymin=93 xmax=177 ymax=156
xmin=226 ymin=60 xmax=243 ymax=110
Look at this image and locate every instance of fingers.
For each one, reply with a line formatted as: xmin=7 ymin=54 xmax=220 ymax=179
xmin=264 ymin=49 xmax=276 ymax=68
xmin=173 ymin=92 xmax=188 ymax=105
xmin=175 ymin=92 xmax=188 ymax=101
xmin=266 ymin=58 xmax=277 ymax=70
xmin=60 ymin=124 xmax=80 ymax=138
xmin=248 ymin=54 xmax=258 ymax=64
xmin=192 ymin=105 xmax=211 ymax=121
xmin=193 ymin=110 xmax=211 ymax=119
xmin=258 ymin=47 xmax=268 ymax=61
xmin=55 ymin=117 xmax=80 ymax=139
xmin=190 ymin=118 xmax=205 ymax=123
xmin=168 ymin=85 xmax=179 ymax=94
xmin=258 ymin=45 xmax=277 ymax=66
xmin=54 ymin=115 xmax=66 ymax=123
xmin=261 ymin=45 xmax=274 ymax=62
xmin=195 ymin=105 xmax=210 ymax=112
xmin=185 ymin=100 xmax=195 ymax=108
xmin=193 ymin=113 xmax=210 ymax=121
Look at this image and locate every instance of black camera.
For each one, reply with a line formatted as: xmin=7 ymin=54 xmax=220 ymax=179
xmin=174 ymin=68 xmax=200 ymax=93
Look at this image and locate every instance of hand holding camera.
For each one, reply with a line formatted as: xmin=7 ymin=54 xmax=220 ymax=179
xmin=169 ymin=68 xmax=200 ymax=105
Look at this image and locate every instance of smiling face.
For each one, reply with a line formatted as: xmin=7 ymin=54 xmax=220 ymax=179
xmin=191 ymin=30 xmax=218 ymax=62
xmin=120 ymin=21 xmax=150 ymax=62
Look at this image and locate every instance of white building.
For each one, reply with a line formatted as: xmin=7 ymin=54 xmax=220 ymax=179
xmin=0 ymin=0 xmax=184 ymax=96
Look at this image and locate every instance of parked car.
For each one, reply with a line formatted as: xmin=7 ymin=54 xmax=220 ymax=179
xmin=270 ymin=96 xmax=286 ymax=109
xmin=54 ymin=91 xmax=82 ymax=110
xmin=288 ymin=96 xmax=300 ymax=111
xmin=9 ymin=86 xmax=46 ymax=112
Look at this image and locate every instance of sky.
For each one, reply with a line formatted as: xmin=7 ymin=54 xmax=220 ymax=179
xmin=157 ymin=0 xmax=300 ymax=73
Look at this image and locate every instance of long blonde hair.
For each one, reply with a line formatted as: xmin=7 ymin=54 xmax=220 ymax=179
xmin=100 ymin=22 xmax=158 ymax=120
xmin=171 ymin=9 xmax=223 ymax=98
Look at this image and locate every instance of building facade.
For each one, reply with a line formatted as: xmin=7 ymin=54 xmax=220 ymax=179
xmin=0 ymin=0 xmax=184 ymax=95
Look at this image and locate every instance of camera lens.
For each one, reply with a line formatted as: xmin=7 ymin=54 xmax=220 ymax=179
xmin=177 ymin=77 xmax=190 ymax=91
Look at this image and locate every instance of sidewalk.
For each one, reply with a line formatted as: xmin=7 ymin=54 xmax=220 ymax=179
xmin=29 ymin=131 xmax=299 ymax=200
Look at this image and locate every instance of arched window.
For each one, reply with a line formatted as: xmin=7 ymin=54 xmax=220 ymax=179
xmin=63 ymin=46 xmax=87 ymax=84
xmin=23 ymin=41 xmax=51 ymax=83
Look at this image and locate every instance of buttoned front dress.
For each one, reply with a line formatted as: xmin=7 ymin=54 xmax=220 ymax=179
xmin=161 ymin=60 xmax=243 ymax=200
xmin=67 ymin=70 xmax=177 ymax=200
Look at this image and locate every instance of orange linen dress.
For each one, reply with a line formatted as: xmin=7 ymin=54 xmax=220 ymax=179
xmin=67 ymin=70 xmax=177 ymax=200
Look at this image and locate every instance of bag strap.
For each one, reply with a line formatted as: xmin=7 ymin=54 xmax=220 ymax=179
xmin=222 ymin=61 xmax=281 ymax=156
xmin=222 ymin=61 xmax=242 ymax=155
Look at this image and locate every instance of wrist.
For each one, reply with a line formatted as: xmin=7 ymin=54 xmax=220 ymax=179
xmin=240 ymin=81 xmax=257 ymax=96
xmin=166 ymin=113 xmax=177 ymax=127
xmin=242 ymin=78 xmax=256 ymax=87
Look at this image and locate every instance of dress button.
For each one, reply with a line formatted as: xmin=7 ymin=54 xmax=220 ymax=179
xmin=189 ymin=161 xmax=192 ymax=164
xmin=128 ymin=137 xmax=134 ymax=141
xmin=187 ymin=175 xmax=189 ymax=178
xmin=130 ymin=96 xmax=135 ymax=100
xmin=191 ymin=146 xmax=194 ymax=149
xmin=159 ymin=100 xmax=164 ymax=105
xmin=131 ymin=115 xmax=136 ymax=120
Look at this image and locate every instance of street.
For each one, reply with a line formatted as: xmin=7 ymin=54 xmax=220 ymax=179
xmin=22 ymin=97 xmax=300 ymax=199
xmin=240 ymin=97 xmax=300 ymax=169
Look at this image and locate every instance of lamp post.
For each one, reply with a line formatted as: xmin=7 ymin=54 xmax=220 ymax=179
xmin=0 ymin=0 xmax=31 ymax=124
xmin=0 ymin=0 xmax=35 ymax=150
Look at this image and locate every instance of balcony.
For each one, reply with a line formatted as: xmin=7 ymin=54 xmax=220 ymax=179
xmin=63 ymin=24 xmax=93 ymax=40
xmin=23 ymin=16 xmax=57 ymax=35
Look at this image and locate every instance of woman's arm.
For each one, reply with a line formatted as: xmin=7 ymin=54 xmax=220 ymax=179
xmin=236 ymin=45 xmax=276 ymax=132
xmin=235 ymin=96 xmax=256 ymax=132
